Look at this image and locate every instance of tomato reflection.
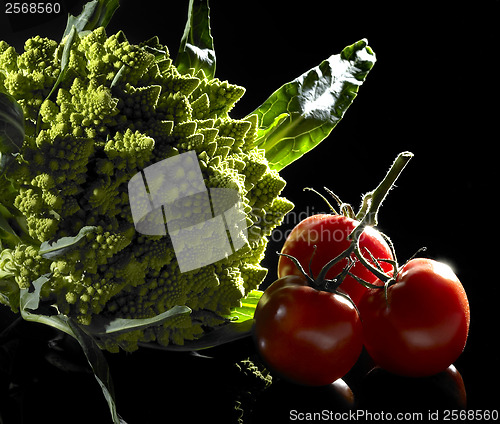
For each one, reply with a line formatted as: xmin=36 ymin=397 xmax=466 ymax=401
xmin=358 ymin=364 xmax=466 ymax=410
xmin=251 ymin=377 xmax=354 ymax=421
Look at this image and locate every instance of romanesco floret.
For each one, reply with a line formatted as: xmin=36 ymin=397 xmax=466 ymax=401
xmin=0 ymin=27 xmax=293 ymax=352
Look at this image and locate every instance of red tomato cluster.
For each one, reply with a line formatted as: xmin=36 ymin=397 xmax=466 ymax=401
xmin=253 ymin=214 xmax=470 ymax=386
xmin=277 ymin=214 xmax=394 ymax=305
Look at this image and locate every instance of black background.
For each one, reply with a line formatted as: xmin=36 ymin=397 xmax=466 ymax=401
xmin=1 ymin=0 xmax=499 ymax=422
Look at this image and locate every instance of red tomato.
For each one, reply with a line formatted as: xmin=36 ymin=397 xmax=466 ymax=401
xmin=358 ymin=258 xmax=470 ymax=377
xmin=254 ymin=275 xmax=363 ymax=386
xmin=278 ymin=214 xmax=394 ymax=305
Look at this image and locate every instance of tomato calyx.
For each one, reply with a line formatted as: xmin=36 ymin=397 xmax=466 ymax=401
xmin=277 ymin=249 xmax=354 ymax=295
xmin=303 ymin=186 xmax=357 ymax=219
xmin=282 ymin=152 xmax=415 ymax=303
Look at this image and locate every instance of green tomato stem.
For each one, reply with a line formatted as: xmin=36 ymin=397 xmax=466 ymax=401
xmin=303 ymin=187 xmax=338 ymax=215
xmin=314 ymin=244 xmax=354 ymax=285
xmin=280 ymin=152 xmax=413 ymax=296
xmin=352 ymin=151 xmax=413 ymax=231
xmin=276 ymin=251 xmax=315 ymax=285
xmin=348 ymin=151 xmax=413 ymax=284
xmin=353 ymin=237 xmax=392 ymax=283
xmin=315 ymin=151 xmax=413 ymax=290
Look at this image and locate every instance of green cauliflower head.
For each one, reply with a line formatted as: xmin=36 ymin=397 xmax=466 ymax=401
xmin=0 ymin=28 xmax=293 ymax=351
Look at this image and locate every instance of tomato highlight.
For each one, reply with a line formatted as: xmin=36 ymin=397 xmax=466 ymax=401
xmin=254 ymin=275 xmax=363 ymax=386
xmin=358 ymin=258 xmax=470 ymax=377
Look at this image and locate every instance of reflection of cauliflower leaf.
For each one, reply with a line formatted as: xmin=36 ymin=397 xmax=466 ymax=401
xmin=0 ymin=27 xmax=293 ymax=352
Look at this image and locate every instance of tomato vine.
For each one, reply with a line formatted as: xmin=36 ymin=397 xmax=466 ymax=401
xmin=278 ymin=151 xmax=413 ymax=301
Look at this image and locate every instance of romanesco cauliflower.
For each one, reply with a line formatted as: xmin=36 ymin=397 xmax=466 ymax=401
xmin=0 ymin=27 xmax=293 ymax=351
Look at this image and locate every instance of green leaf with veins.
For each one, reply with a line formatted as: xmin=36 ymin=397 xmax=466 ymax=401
xmin=175 ymin=0 xmax=216 ymax=79
xmin=250 ymin=39 xmax=376 ymax=171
